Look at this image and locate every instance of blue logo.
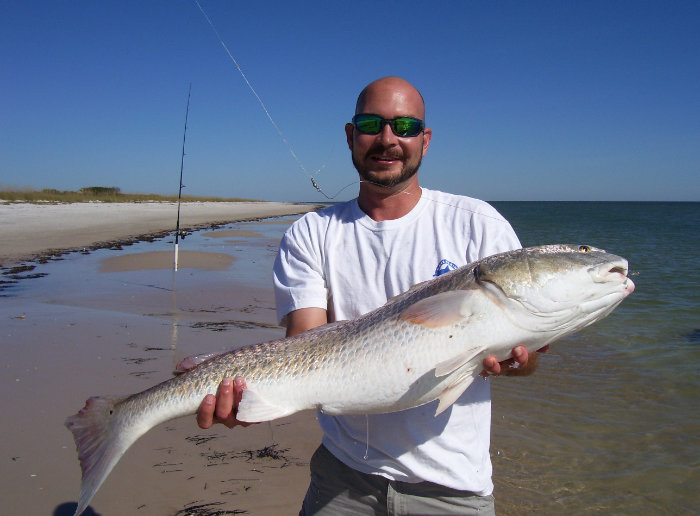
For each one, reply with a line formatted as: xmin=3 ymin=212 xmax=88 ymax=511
xmin=434 ymin=259 xmax=458 ymax=277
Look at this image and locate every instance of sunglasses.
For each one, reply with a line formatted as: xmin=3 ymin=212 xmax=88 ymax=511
xmin=352 ymin=114 xmax=425 ymax=137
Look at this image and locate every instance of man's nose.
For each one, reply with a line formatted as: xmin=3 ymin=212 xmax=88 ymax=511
xmin=377 ymin=122 xmax=398 ymax=144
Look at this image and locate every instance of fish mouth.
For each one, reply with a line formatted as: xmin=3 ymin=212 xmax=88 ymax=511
xmin=590 ymin=259 xmax=635 ymax=296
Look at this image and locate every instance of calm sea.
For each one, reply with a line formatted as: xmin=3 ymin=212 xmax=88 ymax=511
xmin=489 ymin=201 xmax=699 ymax=515
xmin=2 ymin=201 xmax=698 ymax=515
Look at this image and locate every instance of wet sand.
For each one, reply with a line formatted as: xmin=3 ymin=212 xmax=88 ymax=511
xmin=2 ymin=281 xmax=323 ymax=515
xmin=0 ymin=201 xmax=316 ymax=267
xmin=99 ymin=250 xmax=235 ymax=272
xmin=1 ymin=208 xmax=323 ymax=515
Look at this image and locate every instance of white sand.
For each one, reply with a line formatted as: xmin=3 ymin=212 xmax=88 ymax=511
xmin=0 ymin=201 xmax=316 ymax=266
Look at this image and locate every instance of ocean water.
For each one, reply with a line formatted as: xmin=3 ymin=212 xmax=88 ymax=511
xmin=489 ymin=201 xmax=699 ymax=515
xmin=2 ymin=202 xmax=698 ymax=515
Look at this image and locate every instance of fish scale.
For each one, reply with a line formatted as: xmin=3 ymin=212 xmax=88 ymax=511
xmin=65 ymin=244 xmax=634 ymax=515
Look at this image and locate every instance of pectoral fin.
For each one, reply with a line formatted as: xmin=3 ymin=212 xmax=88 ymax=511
xmin=400 ymin=291 xmax=472 ymax=328
xmin=236 ymin=388 xmax=296 ymax=423
xmin=435 ymin=363 xmax=482 ymax=415
xmin=434 ymin=346 xmax=485 ymax=377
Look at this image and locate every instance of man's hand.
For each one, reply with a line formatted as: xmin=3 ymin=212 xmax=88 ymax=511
xmin=197 ymin=376 xmax=252 ymax=429
xmin=197 ymin=308 xmax=326 ymax=430
xmin=481 ymin=345 xmax=549 ymax=377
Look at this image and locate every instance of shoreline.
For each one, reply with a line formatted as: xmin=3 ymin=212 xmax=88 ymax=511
xmin=0 ymin=201 xmax=321 ymax=267
xmin=1 ymin=214 xmax=324 ymax=515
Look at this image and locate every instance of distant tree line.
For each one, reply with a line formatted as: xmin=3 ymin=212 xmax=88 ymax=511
xmin=79 ymin=186 xmax=122 ymax=196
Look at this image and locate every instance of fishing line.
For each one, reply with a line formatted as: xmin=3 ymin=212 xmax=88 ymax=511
xmin=364 ymin=414 xmax=370 ymax=460
xmin=419 ymin=191 xmax=515 ymax=225
xmin=354 ymin=181 xmax=516 ymax=226
xmin=192 ymin=3 xmax=519 ymax=211
xmin=193 ymin=0 xmax=345 ymax=199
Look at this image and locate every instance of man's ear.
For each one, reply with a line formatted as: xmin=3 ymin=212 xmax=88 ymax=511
xmin=422 ymin=128 xmax=432 ymax=156
xmin=345 ymin=122 xmax=354 ymax=150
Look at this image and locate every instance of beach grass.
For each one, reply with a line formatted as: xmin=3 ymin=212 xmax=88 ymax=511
xmin=0 ymin=186 xmax=260 ymax=204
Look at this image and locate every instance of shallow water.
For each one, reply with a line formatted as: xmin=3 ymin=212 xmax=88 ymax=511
xmin=2 ymin=204 xmax=698 ymax=515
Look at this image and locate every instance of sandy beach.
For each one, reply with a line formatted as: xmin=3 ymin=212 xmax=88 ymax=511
xmin=1 ymin=202 xmax=323 ymax=515
xmin=0 ymin=201 xmax=316 ymax=267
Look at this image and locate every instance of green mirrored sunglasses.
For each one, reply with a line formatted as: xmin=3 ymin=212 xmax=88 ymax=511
xmin=352 ymin=114 xmax=425 ymax=137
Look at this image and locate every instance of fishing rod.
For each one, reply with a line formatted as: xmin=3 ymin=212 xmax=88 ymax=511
xmin=174 ymin=83 xmax=192 ymax=272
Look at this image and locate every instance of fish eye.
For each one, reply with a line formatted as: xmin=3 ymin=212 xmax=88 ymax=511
xmin=578 ymin=245 xmax=591 ymax=253
xmin=473 ymin=265 xmax=481 ymax=281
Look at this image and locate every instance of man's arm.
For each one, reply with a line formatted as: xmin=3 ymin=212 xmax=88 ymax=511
xmin=285 ymin=307 xmax=328 ymax=337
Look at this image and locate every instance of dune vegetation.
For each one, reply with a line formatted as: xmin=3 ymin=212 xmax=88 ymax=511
xmin=0 ymin=186 xmax=258 ymax=203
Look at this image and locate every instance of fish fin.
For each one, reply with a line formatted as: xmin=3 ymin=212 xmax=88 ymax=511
xmin=400 ymin=291 xmax=472 ymax=328
xmin=435 ymin=365 xmax=481 ymax=415
xmin=388 ymin=281 xmax=428 ymax=302
xmin=175 ymin=351 xmax=224 ymax=373
xmin=65 ymin=395 xmax=131 ymax=516
xmin=303 ymin=320 xmax=344 ymax=335
xmin=434 ymin=346 xmax=486 ymax=377
xmin=237 ymin=388 xmax=296 ymax=423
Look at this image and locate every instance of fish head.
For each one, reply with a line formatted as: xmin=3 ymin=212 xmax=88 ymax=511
xmin=474 ymin=244 xmax=635 ymax=334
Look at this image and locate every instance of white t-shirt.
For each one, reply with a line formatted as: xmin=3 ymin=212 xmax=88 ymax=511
xmin=273 ymin=188 xmax=521 ymax=495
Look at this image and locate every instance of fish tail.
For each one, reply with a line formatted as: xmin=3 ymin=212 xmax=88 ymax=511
xmin=64 ymin=395 xmax=131 ymax=516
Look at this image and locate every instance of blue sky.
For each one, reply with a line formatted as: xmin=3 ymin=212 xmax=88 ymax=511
xmin=2 ymin=1 xmax=698 ymax=202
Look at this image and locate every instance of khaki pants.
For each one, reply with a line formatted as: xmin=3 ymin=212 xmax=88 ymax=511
xmin=300 ymin=445 xmax=496 ymax=516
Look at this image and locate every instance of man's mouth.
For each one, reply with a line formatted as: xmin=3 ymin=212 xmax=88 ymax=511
xmin=372 ymin=155 xmax=401 ymax=164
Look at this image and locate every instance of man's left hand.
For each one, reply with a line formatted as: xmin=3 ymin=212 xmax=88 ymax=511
xmin=481 ymin=345 xmax=549 ymax=377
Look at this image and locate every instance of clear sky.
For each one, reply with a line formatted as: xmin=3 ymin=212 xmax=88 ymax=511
xmin=2 ymin=1 xmax=698 ymax=202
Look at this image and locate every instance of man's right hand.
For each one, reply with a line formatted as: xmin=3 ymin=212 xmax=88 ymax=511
xmin=198 ymin=307 xmax=328 ymax=429
xmin=197 ymin=376 xmax=252 ymax=429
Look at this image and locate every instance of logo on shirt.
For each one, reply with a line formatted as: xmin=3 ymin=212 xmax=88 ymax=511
xmin=434 ymin=259 xmax=458 ymax=277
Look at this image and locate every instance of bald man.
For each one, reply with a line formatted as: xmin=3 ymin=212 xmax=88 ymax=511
xmin=198 ymin=77 xmax=541 ymax=515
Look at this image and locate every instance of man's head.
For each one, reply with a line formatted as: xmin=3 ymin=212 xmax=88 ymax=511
xmin=346 ymin=77 xmax=432 ymax=189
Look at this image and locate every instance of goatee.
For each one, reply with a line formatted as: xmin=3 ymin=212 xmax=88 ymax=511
xmin=352 ymin=154 xmax=422 ymax=188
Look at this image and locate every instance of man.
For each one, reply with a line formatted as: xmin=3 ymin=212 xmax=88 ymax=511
xmin=198 ymin=76 xmax=541 ymax=514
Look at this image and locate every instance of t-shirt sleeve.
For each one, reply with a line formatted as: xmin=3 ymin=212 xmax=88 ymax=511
xmin=479 ymin=219 xmax=521 ymax=257
xmin=471 ymin=204 xmax=522 ymax=260
xmin=272 ymin=221 xmax=328 ymax=325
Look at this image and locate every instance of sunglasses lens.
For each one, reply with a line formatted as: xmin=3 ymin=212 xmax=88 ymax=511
xmin=354 ymin=115 xmax=382 ymax=134
xmin=353 ymin=115 xmax=424 ymax=137
xmin=393 ymin=117 xmax=421 ymax=137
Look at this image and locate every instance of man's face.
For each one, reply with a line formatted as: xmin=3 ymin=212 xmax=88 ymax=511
xmin=346 ymin=81 xmax=431 ymax=188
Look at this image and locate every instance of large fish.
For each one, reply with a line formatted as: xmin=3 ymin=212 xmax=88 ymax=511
xmin=65 ymin=244 xmax=634 ymax=515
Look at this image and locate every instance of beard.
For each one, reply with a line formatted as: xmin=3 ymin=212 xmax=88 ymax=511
xmin=352 ymin=147 xmax=423 ymax=188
